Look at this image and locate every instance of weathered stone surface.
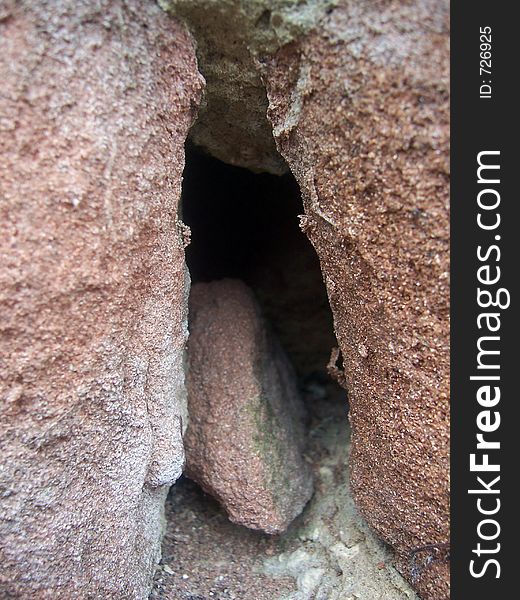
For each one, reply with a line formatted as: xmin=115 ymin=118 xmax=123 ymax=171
xmin=159 ymin=0 xmax=334 ymax=174
xmin=262 ymin=405 xmax=420 ymax=600
xmin=152 ymin=388 xmax=419 ymax=600
xmin=162 ymin=0 xmax=449 ymax=593
xmin=1 ymin=0 xmax=450 ymax=597
xmin=0 ymin=2 xmax=203 ymax=597
xmin=263 ymin=1 xmax=450 ymax=598
xmin=185 ymin=279 xmax=314 ymax=534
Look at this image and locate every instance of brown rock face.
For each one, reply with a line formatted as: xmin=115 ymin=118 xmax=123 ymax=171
xmin=185 ymin=280 xmax=314 ymax=534
xmin=263 ymin=1 xmax=450 ymax=598
xmin=0 ymin=2 xmax=203 ymax=598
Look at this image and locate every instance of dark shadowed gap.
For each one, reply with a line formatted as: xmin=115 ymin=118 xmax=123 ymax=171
xmin=151 ymin=145 xmax=350 ymax=599
xmin=181 ymin=145 xmax=338 ymax=386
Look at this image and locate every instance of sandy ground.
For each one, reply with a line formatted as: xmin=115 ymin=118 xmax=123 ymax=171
xmin=151 ymin=386 xmax=419 ymax=600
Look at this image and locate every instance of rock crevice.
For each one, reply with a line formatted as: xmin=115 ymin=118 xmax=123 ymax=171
xmin=1 ymin=1 xmax=449 ymax=598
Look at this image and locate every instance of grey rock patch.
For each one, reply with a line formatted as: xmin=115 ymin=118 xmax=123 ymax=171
xmin=152 ymin=384 xmax=418 ymax=600
xmin=158 ymin=0 xmax=335 ymax=174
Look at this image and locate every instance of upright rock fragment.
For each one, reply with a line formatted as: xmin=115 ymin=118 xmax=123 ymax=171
xmin=0 ymin=2 xmax=203 ymax=597
xmin=185 ymin=279 xmax=313 ymax=534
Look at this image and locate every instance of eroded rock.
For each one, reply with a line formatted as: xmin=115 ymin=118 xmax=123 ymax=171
xmin=1 ymin=1 xmax=450 ymax=597
xmin=263 ymin=1 xmax=450 ymax=597
xmin=159 ymin=0 xmax=335 ymax=174
xmin=185 ymin=279 xmax=314 ymax=534
xmin=0 ymin=2 xmax=203 ymax=597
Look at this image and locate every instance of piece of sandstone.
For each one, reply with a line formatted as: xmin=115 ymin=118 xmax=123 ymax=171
xmin=160 ymin=0 xmax=449 ymax=593
xmin=263 ymin=1 xmax=450 ymax=597
xmin=0 ymin=2 xmax=203 ymax=598
xmin=185 ymin=279 xmax=313 ymax=534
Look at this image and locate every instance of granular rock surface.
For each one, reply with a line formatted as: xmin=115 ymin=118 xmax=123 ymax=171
xmin=153 ymin=386 xmax=419 ymax=600
xmin=263 ymin=1 xmax=450 ymax=597
xmin=1 ymin=1 xmax=450 ymax=598
xmin=0 ymin=2 xmax=203 ymax=597
xmin=184 ymin=279 xmax=314 ymax=534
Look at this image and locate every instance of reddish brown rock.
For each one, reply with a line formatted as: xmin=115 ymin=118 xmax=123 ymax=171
xmin=0 ymin=1 xmax=203 ymax=597
xmin=185 ymin=279 xmax=313 ymax=534
xmin=263 ymin=1 xmax=450 ymax=597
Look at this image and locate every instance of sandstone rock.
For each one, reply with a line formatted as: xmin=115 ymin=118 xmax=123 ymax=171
xmin=184 ymin=279 xmax=314 ymax=534
xmin=1 ymin=0 xmax=450 ymax=597
xmin=263 ymin=1 xmax=450 ymax=597
xmin=159 ymin=0 xmax=332 ymax=174
xmin=162 ymin=0 xmax=449 ymax=594
xmin=0 ymin=2 xmax=203 ymax=597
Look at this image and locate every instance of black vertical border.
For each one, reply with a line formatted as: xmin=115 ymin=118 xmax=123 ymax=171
xmin=451 ymin=2 xmax=515 ymax=598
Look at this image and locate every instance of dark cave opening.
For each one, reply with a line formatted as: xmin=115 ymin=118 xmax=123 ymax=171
xmin=181 ymin=145 xmax=338 ymax=387
xmin=152 ymin=146 xmax=351 ymax=599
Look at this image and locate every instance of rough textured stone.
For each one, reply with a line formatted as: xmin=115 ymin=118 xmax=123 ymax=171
xmin=262 ymin=1 xmax=450 ymax=598
xmin=152 ymin=388 xmax=419 ymax=600
xmin=162 ymin=0 xmax=449 ymax=595
xmin=185 ymin=279 xmax=314 ymax=534
xmin=1 ymin=0 xmax=450 ymax=597
xmin=0 ymin=1 xmax=203 ymax=597
xmin=262 ymin=402 xmax=420 ymax=600
xmin=159 ymin=0 xmax=335 ymax=174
